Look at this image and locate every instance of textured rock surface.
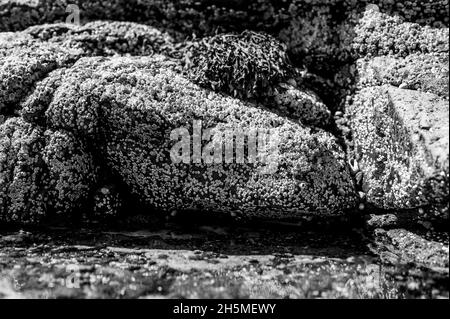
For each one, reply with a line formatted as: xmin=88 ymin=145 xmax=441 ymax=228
xmin=0 ymin=16 xmax=359 ymax=223
xmin=347 ymin=86 xmax=448 ymax=221
xmin=0 ymin=0 xmax=448 ymax=301
xmin=24 ymin=21 xmax=175 ymax=56
xmin=345 ymin=8 xmax=449 ymax=225
xmin=0 ymin=118 xmax=97 ymax=224
xmin=22 ymin=55 xmax=356 ymax=220
xmin=373 ymin=228 xmax=449 ymax=269
xmin=356 ymin=53 xmax=449 ymax=98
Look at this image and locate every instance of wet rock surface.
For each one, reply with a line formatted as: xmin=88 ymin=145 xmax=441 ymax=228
xmin=0 ymin=223 xmax=448 ymax=299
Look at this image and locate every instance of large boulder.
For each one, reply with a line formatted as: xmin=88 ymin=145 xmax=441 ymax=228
xmin=0 ymin=21 xmax=174 ymax=115
xmin=346 ymin=85 xmax=448 ymax=222
xmin=344 ymin=7 xmax=449 ymax=226
xmin=19 ymin=55 xmax=357 ymax=220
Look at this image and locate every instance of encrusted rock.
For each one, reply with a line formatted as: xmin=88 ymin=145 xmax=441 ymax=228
xmin=0 ymin=117 xmax=97 ymax=224
xmin=366 ymin=214 xmax=398 ymax=229
xmin=356 ymin=53 xmax=449 ymax=98
xmin=346 ymin=85 xmax=448 ymax=222
xmin=0 ymin=36 xmax=79 ymax=114
xmin=353 ymin=9 xmax=449 ymax=58
xmin=373 ymin=228 xmax=449 ymax=269
xmin=20 ymin=55 xmax=357 ymax=220
xmin=93 ymin=184 xmax=122 ymax=220
xmin=183 ymin=31 xmax=291 ymax=99
xmin=24 ymin=21 xmax=175 ymax=56
xmin=0 ymin=21 xmax=176 ymax=116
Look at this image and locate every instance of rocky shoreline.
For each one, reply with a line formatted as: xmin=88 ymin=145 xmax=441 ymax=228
xmin=0 ymin=0 xmax=448 ymax=299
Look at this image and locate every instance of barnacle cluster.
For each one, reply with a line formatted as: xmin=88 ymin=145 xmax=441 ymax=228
xmin=352 ymin=7 xmax=449 ymax=57
xmin=93 ymin=184 xmax=122 ymax=220
xmin=0 ymin=117 xmax=97 ymax=224
xmin=29 ymin=55 xmax=356 ymax=219
xmin=25 ymin=21 xmax=175 ymax=56
xmin=374 ymin=228 xmax=449 ymax=268
xmin=0 ymin=0 xmax=448 ymax=226
xmin=0 ymin=37 xmax=78 ymax=115
xmin=356 ymin=52 xmax=449 ymax=98
xmin=345 ymin=8 xmax=449 ymax=224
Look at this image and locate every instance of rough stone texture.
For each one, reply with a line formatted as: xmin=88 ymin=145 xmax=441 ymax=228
xmin=24 ymin=21 xmax=175 ymax=56
xmin=352 ymin=9 xmax=449 ymax=58
xmin=356 ymin=53 xmax=449 ymax=99
xmin=0 ymin=0 xmax=448 ymax=300
xmin=344 ymin=6 xmax=449 ymax=226
xmin=182 ymin=31 xmax=292 ymax=100
xmin=347 ymin=86 xmax=448 ymax=221
xmin=0 ymin=17 xmax=355 ymax=223
xmin=373 ymin=228 xmax=449 ymax=269
xmin=366 ymin=214 xmax=398 ymax=229
xmin=0 ymin=21 xmax=174 ymax=115
xmin=0 ymin=37 xmax=78 ymax=114
xmin=20 ymin=55 xmax=356 ymax=220
xmin=0 ymin=118 xmax=97 ymax=224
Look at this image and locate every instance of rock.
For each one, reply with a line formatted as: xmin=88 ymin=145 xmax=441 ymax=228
xmin=18 ymin=55 xmax=356 ymax=220
xmin=356 ymin=53 xmax=449 ymax=98
xmin=24 ymin=21 xmax=175 ymax=57
xmin=366 ymin=214 xmax=398 ymax=229
xmin=353 ymin=9 xmax=449 ymax=58
xmin=373 ymin=228 xmax=449 ymax=269
xmin=0 ymin=117 xmax=97 ymax=224
xmin=93 ymin=184 xmax=122 ymax=220
xmin=346 ymin=85 xmax=449 ymax=223
xmin=0 ymin=21 xmax=174 ymax=115
xmin=0 ymin=36 xmax=78 ymax=114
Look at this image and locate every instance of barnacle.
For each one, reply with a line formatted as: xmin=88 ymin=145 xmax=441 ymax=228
xmin=31 ymin=55 xmax=357 ymax=219
xmin=25 ymin=21 xmax=176 ymax=57
xmin=1 ymin=0 xmax=448 ymax=226
xmin=356 ymin=52 xmax=449 ymax=98
xmin=0 ymin=117 xmax=97 ymax=224
xmin=345 ymin=6 xmax=449 ymax=225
